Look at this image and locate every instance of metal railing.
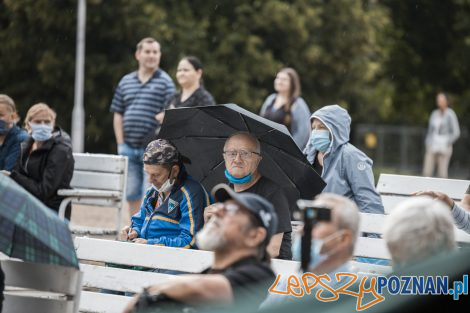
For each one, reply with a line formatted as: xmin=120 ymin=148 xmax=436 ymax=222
xmin=353 ymin=124 xmax=469 ymax=179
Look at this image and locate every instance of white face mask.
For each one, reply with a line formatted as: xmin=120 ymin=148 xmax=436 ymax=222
xmin=151 ymin=168 xmax=175 ymax=194
xmin=152 ymin=178 xmax=174 ymax=194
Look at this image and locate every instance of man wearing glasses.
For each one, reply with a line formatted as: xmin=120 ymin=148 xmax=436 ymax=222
xmin=205 ymin=132 xmax=293 ymax=260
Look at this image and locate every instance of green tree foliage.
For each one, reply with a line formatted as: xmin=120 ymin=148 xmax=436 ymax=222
xmin=0 ymin=0 xmax=465 ymax=153
xmin=382 ymin=0 xmax=470 ymax=124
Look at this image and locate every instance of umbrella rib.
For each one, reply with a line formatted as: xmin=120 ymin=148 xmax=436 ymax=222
xmin=200 ymin=159 xmax=225 ymax=183
xmin=268 ymin=144 xmax=311 ymax=167
xmin=261 ymin=152 xmax=298 ymax=190
xmin=239 ymin=113 xmax=251 ymax=132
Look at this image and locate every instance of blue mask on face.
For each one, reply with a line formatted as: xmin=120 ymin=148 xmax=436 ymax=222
xmin=0 ymin=120 xmax=10 ymax=135
xmin=224 ymin=169 xmax=253 ymax=185
xmin=292 ymin=235 xmax=327 ymax=269
xmin=310 ymin=129 xmax=331 ymax=152
xmin=30 ymin=123 xmax=53 ymax=142
xmin=292 ymin=230 xmax=344 ymax=270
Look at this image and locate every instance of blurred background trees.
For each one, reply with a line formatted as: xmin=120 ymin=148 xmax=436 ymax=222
xmin=0 ymin=0 xmax=468 ymax=164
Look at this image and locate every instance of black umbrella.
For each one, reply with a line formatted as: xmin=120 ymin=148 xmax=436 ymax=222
xmin=158 ymin=104 xmax=326 ymax=203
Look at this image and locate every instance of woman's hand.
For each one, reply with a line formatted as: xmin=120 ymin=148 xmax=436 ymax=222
xmin=413 ymin=190 xmax=454 ymax=208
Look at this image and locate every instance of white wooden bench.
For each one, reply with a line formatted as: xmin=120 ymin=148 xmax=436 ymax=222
xmin=74 ymin=237 xmax=301 ymax=313
xmin=376 ymin=173 xmax=469 ymax=214
xmin=57 ymin=153 xmax=128 ymax=235
xmin=376 ymin=174 xmax=470 ymax=242
xmin=74 ymin=235 xmax=391 ymax=313
xmin=1 ymin=258 xmax=82 ymax=313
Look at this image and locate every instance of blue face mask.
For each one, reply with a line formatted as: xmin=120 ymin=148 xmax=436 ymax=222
xmin=310 ymin=129 xmax=331 ymax=152
xmin=292 ymin=235 xmax=327 ymax=269
xmin=224 ymin=169 xmax=253 ymax=185
xmin=292 ymin=230 xmax=344 ymax=270
xmin=0 ymin=120 xmax=10 ymax=136
xmin=30 ymin=123 xmax=53 ymax=142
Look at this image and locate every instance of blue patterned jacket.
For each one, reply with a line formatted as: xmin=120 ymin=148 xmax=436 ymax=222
xmin=131 ymin=173 xmax=211 ymax=248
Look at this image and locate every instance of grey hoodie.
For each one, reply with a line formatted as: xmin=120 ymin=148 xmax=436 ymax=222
xmin=303 ymin=105 xmax=384 ymax=214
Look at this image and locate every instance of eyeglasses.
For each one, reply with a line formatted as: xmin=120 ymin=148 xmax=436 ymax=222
xmin=223 ymin=150 xmax=260 ymax=161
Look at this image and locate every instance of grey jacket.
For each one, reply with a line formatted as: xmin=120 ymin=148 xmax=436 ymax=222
xmin=260 ymin=94 xmax=311 ymax=150
xmin=303 ymin=105 xmax=384 ymax=214
xmin=425 ymin=108 xmax=460 ymax=147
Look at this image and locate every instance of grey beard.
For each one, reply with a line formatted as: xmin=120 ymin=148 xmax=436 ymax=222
xmin=196 ymin=218 xmax=227 ymax=251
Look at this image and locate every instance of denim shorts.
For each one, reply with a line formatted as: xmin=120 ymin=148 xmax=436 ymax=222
xmin=118 ymin=143 xmax=149 ymax=201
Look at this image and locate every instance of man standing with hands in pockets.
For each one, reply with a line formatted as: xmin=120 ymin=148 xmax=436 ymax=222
xmin=110 ymin=37 xmax=175 ymax=216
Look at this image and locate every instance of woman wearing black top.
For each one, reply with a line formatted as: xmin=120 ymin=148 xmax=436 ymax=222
xmin=260 ymin=68 xmax=311 ymax=150
xmin=156 ymin=56 xmax=216 ymax=124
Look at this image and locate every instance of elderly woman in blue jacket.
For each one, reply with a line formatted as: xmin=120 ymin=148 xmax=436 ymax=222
xmin=303 ymin=105 xmax=384 ymax=215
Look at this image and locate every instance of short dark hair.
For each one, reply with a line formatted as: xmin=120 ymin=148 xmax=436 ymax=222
xmin=182 ymin=56 xmax=203 ymax=71
xmin=136 ymin=37 xmax=160 ymax=51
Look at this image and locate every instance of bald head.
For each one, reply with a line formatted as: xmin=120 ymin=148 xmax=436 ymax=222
xmin=224 ymin=132 xmax=261 ymax=154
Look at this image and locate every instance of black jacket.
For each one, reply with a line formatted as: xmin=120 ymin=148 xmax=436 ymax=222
xmin=10 ymin=127 xmax=74 ymax=212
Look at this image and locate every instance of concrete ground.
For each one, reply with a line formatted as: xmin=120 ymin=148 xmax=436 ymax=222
xmin=70 ymin=204 xmax=132 ymax=239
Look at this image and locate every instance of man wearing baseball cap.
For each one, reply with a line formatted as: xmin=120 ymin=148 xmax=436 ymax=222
xmin=120 ymin=139 xmax=210 ymax=248
xmin=123 ymin=183 xmax=278 ymax=312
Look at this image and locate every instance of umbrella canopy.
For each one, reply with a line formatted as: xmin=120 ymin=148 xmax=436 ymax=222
xmin=158 ymin=104 xmax=326 ymax=202
xmin=0 ymin=175 xmax=79 ymax=268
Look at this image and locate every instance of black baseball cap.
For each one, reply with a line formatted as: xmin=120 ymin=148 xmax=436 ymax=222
xmin=211 ymin=183 xmax=278 ymax=241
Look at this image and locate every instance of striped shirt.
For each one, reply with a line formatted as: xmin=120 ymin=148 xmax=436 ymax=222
xmin=110 ymin=69 xmax=175 ymax=148
xmin=451 ymin=203 xmax=470 ymax=234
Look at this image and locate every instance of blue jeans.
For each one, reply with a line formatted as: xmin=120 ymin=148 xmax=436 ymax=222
xmin=118 ymin=143 xmax=149 ymax=201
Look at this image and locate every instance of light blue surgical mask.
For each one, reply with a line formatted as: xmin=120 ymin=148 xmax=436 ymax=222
xmin=224 ymin=169 xmax=253 ymax=185
xmin=292 ymin=235 xmax=327 ymax=269
xmin=29 ymin=123 xmax=53 ymax=142
xmin=292 ymin=231 xmax=343 ymax=270
xmin=310 ymin=129 xmax=331 ymax=152
xmin=0 ymin=120 xmax=10 ymax=136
